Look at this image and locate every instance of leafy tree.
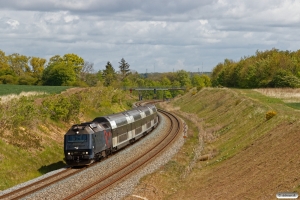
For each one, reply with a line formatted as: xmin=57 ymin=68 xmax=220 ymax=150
xmin=211 ymin=63 xmax=224 ymax=86
xmin=270 ymin=70 xmax=300 ymax=88
xmin=42 ymin=54 xmax=84 ymax=86
xmin=96 ymin=70 xmax=104 ymax=83
xmin=62 ymin=53 xmax=84 ymax=75
xmin=161 ymin=76 xmax=172 ymax=86
xmin=0 ymin=50 xmax=9 ymax=70
xmin=201 ymin=74 xmax=211 ymax=87
xmin=7 ymin=53 xmax=31 ymax=76
xmin=0 ymin=50 xmax=16 ymax=81
xmin=192 ymin=74 xmax=205 ymax=89
xmin=102 ymin=61 xmax=117 ymax=87
xmin=164 ymin=90 xmax=172 ymax=99
xmin=171 ymin=80 xmax=183 ymax=96
xmin=119 ymin=58 xmax=131 ymax=80
xmin=18 ymin=75 xmax=37 ymax=85
xmin=175 ymin=70 xmax=192 ymax=88
xmin=42 ymin=62 xmax=76 ymax=86
xmin=30 ymin=57 xmax=46 ymax=84
xmin=48 ymin=55 xmax=63 ymax=66
xmin=211 ymin=48 xmax=300 ymax=88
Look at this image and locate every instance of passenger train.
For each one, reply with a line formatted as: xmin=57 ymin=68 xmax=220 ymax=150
xmin=64 ymin=104 xmax=159 ymax=166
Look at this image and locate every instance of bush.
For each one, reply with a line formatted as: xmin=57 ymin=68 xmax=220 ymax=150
xmin=0 ymin=75 xmax=18 ymax=84
xmin=18 ymin=76 xmax=38 ymax=85
xmin=266 ymin=110 xmax=277 ymax=120
xmin=41 ymin=94 xmax=81 ymax=122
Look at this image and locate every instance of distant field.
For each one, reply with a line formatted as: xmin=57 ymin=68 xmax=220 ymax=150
xmin=0 ymin=85 xmax=72 ymax=96
xmin=253 ymin=88 xmax=300 ymax=110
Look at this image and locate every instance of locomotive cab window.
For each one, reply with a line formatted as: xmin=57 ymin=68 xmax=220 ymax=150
xmin=67 ymin=135 xmax=87 ymax=142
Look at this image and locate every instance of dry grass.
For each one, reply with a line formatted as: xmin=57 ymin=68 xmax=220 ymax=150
xmin=0 ymin=91 xmax=47 ymax=103
xmin=254 ymin=88 xmax=300 ymax=102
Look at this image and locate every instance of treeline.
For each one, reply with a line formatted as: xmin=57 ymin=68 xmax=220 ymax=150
xmin=211 ymin=48 xmax=300 ymax=88
xmin=0 ymin=50 xmax=100 ymax=86
xmin=0 ymin=49 xmax=211 ymax=97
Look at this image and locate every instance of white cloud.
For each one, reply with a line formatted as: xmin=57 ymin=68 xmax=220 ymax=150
xmin=0 ymin=0 xmax=300 ymax=73
xmin=199 ymin=20 xmax=208 ymax=25
xmin=6 ymin=19 xmax=19 ymax=29
xmin=64 ymin=15 xmax=79 ymax=23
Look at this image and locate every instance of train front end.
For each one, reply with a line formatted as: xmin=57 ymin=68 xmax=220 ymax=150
xmin=64 ymin=124 xmax=94 ymax=166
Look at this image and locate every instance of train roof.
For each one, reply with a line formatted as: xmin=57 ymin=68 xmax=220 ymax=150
xmin=65 ymin=122 xmax=106 ymax=135
xmin=93 ymin=104 xmax=157 ymax=129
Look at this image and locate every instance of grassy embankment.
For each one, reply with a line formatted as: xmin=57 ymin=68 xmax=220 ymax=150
xmin=0 ymin=85 xmax=134 ymax=191
xmin=127 ymin=88 xmax=300 ymax=199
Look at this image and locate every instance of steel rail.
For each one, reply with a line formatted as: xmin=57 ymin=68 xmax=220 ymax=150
xmin=0 ymin=166 xmax=91 ymax=200
xmin=63 ymin=108 xmax=182 ymax=200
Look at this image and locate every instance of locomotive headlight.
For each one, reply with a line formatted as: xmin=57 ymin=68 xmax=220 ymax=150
xmin=86 ymin=152 xmax=88 ymax=154
xmin=68 ymin=152 xmax=70 ymax=155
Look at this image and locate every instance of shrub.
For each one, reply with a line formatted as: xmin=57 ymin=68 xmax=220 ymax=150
xmin=0 ymin=75 xmax=18 ymax=84
xmin=266 ymin=110 xmax=277 ymax=120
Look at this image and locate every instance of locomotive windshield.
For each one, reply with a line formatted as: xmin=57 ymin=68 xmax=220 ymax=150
xmin=67 ymin=134 xmax=87 ymax=143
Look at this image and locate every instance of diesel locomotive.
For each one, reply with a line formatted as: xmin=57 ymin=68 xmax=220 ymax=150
xmin=64 ymin=104 xmax=159 ymax=166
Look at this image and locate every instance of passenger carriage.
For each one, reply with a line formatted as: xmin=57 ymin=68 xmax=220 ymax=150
xmin=64 ymin=104 xmax=158 ymax=166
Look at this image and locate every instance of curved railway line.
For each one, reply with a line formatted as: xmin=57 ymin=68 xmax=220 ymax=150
xmin=0 ymin=107 xmax=186 ymax=200
xmin=64 ymin=108 xmax=182 ymax=199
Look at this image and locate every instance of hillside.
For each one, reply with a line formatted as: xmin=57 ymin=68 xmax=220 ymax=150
xmin=0 ymin=86 xmax=135 ymax=190
xmin=126 ymin=88 xmax=300 ymax=199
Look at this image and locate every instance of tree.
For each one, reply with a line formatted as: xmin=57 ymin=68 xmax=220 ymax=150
xmin=7 ymin=53 xmax=31 ymax=76
xmin=270 ymin=69 xmax=300 ymax=88
xmin=0 ymin=50 xmax=9 ymax=69
xmin=42 ymin=62 xmax=76 ymax=86
xmin=0 ymin=50 xmax=15 ymax=78
xmin=161 ymin=76 xmax=172 ymax=86
xmin=175 ymin=70 xmax=192 ymax=87
xmin=42 ymin=54 xmax=84 ymax=86
xmin=192 ymin=74 xmax=205 ymax=89
xmin=62 ymin=53 xmax=84 ymax=75
xmin=30 ymin=57 xmax=46 ymax=84
xmin=103 ymin=62 xmax=117 ymax=86
xmin=119 ymin=58 xmax=131 ymax=80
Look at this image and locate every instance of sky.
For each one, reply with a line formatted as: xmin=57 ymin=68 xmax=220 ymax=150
xmin=1 ymin=0 xmax=300 ymax=73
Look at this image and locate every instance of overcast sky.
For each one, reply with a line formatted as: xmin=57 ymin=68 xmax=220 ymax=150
xmin=1 ymin=0 xmax=300 ymax=73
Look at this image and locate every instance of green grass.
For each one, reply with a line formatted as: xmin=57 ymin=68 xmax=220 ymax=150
xmin=0 ymin=85 xmax=135 ymax=190
xmin=172 ymin=88 xmax=286 ymax=168
xmin=285 ymin=103 xmax=300 ymax=110
xmin=0 ymin=84 xmax=72 ymax=96
xmin=0 ymin=139 xmax=66 ymax=190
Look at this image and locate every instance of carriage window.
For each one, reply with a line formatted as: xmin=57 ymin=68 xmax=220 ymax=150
xmin=67 ymin=135 xmax=87 ymax=142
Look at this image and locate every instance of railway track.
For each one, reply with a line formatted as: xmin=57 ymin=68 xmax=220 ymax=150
xmin=0 ymin=107 xmax=185 ymax=200
xmin=0 ymin=166 xmax=89 ymax=200
xmin=63 ymin=108 xmax=182 ymax=199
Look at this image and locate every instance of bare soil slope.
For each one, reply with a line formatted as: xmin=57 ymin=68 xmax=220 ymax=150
xmin=173 ymin=122 xmax=300 ymax=200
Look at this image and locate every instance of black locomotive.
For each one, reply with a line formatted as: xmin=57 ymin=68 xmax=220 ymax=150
xmin=64 ymin=104 xmax=159 ymax=166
